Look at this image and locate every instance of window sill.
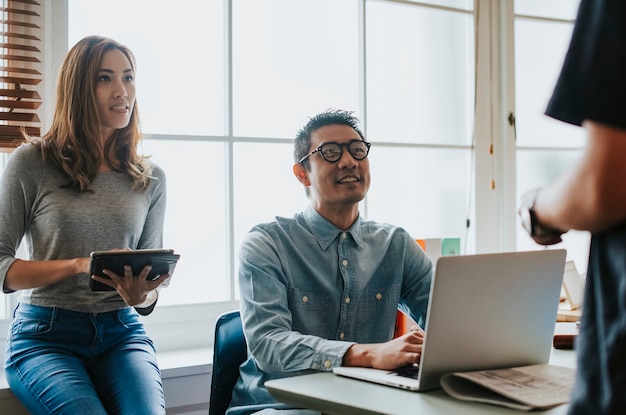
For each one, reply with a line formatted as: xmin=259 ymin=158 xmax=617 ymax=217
xmin=159 ymin=346 xmax=212 ymax=377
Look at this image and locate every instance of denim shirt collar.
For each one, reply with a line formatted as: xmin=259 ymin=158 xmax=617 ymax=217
xmin=303 ymin=204 xmax=364 ymax=250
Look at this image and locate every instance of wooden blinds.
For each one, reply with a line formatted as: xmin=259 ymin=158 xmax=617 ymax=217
xmin=0 ymin=0 xmax=41 ymax=151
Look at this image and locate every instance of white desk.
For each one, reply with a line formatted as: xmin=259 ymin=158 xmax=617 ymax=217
xmin=266 ymin=349 xmax=576 ymax=415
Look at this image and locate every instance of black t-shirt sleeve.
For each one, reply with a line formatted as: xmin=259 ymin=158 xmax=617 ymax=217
xmin=546 ymin=0 xmax=626 ymax=130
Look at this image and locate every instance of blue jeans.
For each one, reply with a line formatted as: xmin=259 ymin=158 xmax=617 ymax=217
xmin=4 ymin=303 xmax=165 ymax=415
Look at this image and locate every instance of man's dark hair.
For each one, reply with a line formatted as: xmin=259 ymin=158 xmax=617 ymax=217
xmin=294 ymin=109 xmax=365 ymax=170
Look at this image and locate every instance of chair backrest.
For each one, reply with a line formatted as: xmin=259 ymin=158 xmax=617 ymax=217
xmin=209 ymin=310 xmax=247 ymax=415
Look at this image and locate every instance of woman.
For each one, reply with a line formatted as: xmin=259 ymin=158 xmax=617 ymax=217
xmin=0 ymin=36 xmax=169 ymax=414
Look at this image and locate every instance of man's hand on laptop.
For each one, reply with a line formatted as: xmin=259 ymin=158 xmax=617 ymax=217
xmin=342 ymin=328 xmax=425 ymax=370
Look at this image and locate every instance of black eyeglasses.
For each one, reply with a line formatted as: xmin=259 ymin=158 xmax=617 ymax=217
xmin=299 ymin=140 xmax=371 ymax=164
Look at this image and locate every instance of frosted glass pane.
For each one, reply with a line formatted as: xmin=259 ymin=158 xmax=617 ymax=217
xmin=516 ymin=149 xmax=590 ymax=274
xmin=514 ymin=0 xmax=580 ymax=20
xmin=514 ymin=18 xmax=585 ymax=147
xmin=366 ymin=146 xmax=474 ymax=253
xmin=366 ymin=2 xmax=474 ymax=145
xmin=142 ymin=140 xmax=228 ymax=304
xmin=232 ymin=0 xmax=360 ymax=138
xmin=68 ymin=0 xmax=225 ymax=136
xmin=405 ymin=0 xmax=473 ymax=10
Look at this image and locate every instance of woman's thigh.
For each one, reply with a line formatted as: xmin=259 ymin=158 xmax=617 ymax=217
xmin=89 ymin=337 xmax=165 ymax=414
xmin=6 ymin=342 xmax=109 ymax=415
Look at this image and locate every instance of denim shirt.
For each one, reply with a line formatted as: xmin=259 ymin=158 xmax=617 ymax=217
xmin=228 ymin=205 xmax=433 ymax=413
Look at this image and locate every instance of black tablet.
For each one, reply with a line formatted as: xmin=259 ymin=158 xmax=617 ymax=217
xmin=89 ymin=249 xmax=180 ymax=292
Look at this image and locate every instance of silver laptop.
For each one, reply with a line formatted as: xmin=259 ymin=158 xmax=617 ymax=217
xmin=333 ymin=249 xmax=567 ymax=391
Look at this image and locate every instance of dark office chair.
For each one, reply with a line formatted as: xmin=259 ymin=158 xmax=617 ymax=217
xmin=209 ymin=310 xmax=248 ymax=415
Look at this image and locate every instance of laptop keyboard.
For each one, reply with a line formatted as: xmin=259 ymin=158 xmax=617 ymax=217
xmin=392 ymin=364 xmax=420 ymax=379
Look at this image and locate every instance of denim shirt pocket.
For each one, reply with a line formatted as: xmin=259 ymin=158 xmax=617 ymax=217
xmin=288 ymin=287 xmax=330 ymax=336
xmin=355 ymin=283 xmax=401 ymax=342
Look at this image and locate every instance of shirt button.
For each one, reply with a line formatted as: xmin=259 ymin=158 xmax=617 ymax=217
xmin=302 ymin=296 xmax=309 ymax=303
xmin=324 ymin=360 xmax=332 ymax=368
xmin=339 ymin=332 xmax=345 ymax=339
xmin=345 ymin=297 xmax=350 ymax=304
xmin=342 ymin=260 xmax=348 ymax=267
xmin=342 ymin=232 xmax=347 ymax=239
xmin=376 ymin=293 xmax=382 ymax=300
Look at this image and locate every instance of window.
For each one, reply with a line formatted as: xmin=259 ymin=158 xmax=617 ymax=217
xmin=65 ymin=0 xmax=479 ymax=313
xmin=0 ymin=0 xmax=42 ymax=149
xmin=512 ymin=0 xmax=590 ymax=274
xmin=0 ymin=0 xmax=42 ymax=322
xmin=0 ymin=0 xmax=589 ymax=351
xmin=365 ymin=0 xmax=475 ymax=249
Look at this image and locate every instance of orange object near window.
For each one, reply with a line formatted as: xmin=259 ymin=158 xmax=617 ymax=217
xmin=394 ymin=309 xmax=418 ymax=338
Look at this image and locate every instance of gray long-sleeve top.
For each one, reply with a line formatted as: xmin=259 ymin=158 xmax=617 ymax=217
xmin=0 ymin=143 xmax=167 ymax=313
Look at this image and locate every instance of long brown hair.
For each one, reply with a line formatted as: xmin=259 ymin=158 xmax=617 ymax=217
xmin=29 ymin=35 xmax=152 ymax=192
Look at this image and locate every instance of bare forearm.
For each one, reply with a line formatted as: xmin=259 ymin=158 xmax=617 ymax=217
xmin=533 ymin=166 xmax=597 ymax=232
xmin=343 ymin=343 xmax=375 ymax=367
xmin=534 ymin=121 xmax=626 ymax=234
xmin=4 ymin=257 xmax=91 ymax=291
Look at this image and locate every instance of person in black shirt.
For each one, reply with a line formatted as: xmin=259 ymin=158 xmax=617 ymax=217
xmin=518 ymin=1 xmax=626 ymax=414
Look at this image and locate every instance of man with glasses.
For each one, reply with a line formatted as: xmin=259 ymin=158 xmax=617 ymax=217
xmin=228 ymin=109 xmax=433 ymax=414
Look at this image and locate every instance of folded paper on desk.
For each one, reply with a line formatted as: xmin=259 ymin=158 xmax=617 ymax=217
xmin=440 ymin=364 xmax=576 ymax=411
